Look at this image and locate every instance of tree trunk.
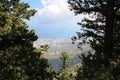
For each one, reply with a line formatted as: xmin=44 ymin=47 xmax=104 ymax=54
xmin=105 ymin=1 xmax=114 ymax=58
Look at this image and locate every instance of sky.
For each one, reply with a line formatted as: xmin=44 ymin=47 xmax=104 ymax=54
xmin=22 ymin=0 xmax=83 ymax=39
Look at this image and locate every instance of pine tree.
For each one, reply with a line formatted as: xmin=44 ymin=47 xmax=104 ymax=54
xmin=60 ymin=52 xmax=69 ymax=70
xmin=0 ymin=0 xmax=54 ymax=79
xmin=68 ymin=0 xmax=120 ymax=79
xmin=56 ymin=52 xmax=75 ymax=80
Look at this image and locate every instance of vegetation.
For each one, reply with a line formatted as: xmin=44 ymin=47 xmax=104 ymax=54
xmin=1 ymin=0 xmax=120 ymax=80
xmin=68 ymin=0 xmax=120 ymax=80
xmin=55 ymin=52 xmax=75 ymax=80
xmin=60 ymin=52 xmax=70 ymax=70
xmin=0 ymin=0 xmax=54 ymax=80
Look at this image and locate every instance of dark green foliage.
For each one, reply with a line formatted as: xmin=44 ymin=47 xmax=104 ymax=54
xmin=40 ymin=44 xmax=50 ymax=52
xmin=60 ymin=52 xmax=69 ymax=70
xmin=56 ymin=69 xmax=75 ymax=80
xmin=56 ymin=52 xmax=75 ymax=80
xmin=68 ymin=0 xmax=120 ymax=80
xmin=0 ymin=0 xmax=54 ymax=80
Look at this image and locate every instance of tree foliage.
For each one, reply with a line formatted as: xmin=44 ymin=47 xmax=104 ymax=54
xmin=0 ymin=0 xmax=54 ymax=79
xmin=68 ymin=0 xmax=120 ymax=80
xmin=56 ymin=52 xmax=75 ymax=80
xmin=60 ymin=52 xmax=70 ymax=70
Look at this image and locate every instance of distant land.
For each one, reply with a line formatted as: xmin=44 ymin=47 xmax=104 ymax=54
xmin=34 ymin=38 xmax=91 ymax=71
xmin=34 ymin=38 xmax=90 ymax=58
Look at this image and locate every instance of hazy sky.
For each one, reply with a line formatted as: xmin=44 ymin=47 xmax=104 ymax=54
xmin=22 ymin=0 xmax=83 ymax=39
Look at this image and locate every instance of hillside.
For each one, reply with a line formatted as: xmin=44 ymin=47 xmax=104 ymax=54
xmin=34 ymin=38 xmax=89 ymax=58
xmin=34 ymin=38 xmax=78 ymax=53
xmin=34 ymin=38 xmax=91 ymax=70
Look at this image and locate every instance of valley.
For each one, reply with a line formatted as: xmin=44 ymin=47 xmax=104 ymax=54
xmin=34 ymin=38 xmax=91 ymax=70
